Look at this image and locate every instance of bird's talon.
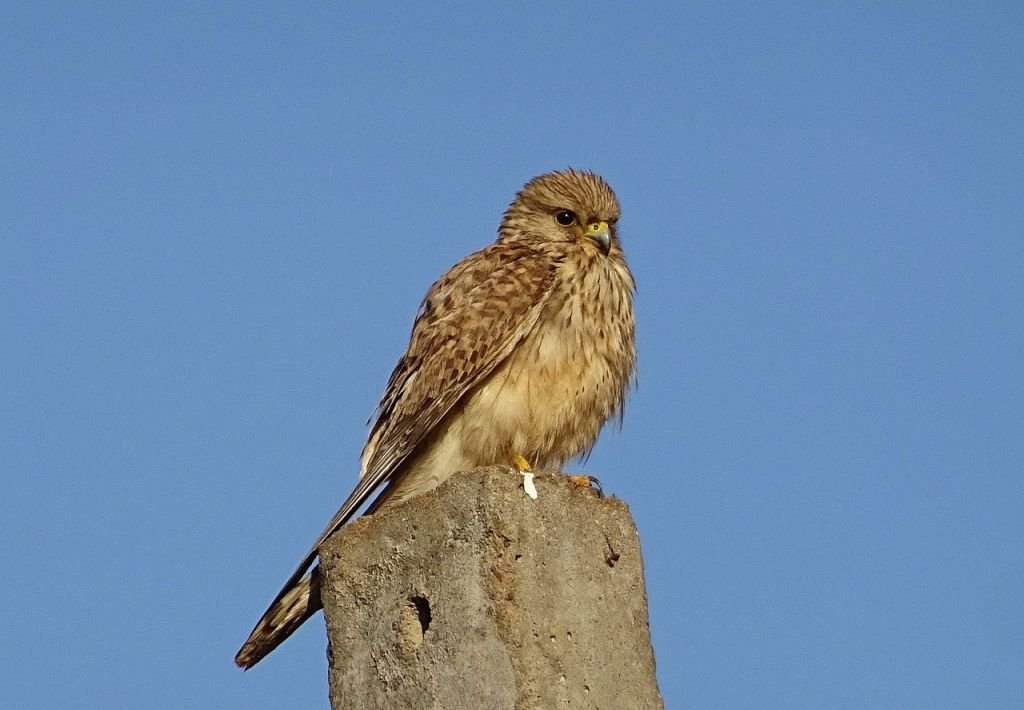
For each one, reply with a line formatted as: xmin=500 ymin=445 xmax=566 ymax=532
xmin=568 ymin=475 xmax=604 ymax=497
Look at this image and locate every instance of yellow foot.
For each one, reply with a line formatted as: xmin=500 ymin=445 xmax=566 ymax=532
xmin=568 ymin=475 xmax=604 ymax=497
xmin=512 ymin=455 xmax=538 ymax=500
xmin=512 ymin=454 xmax=533 ymax=472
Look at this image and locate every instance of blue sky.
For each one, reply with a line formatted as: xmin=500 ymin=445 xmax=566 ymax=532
xmin=2 ymin=3 xmax=1022 ymax=708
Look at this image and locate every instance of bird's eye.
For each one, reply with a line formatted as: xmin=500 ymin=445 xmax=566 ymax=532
xmin=554 ymin=209 xmax=577 ymax=227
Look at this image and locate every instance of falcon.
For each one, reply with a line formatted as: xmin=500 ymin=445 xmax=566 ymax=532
xmin=236 ymin=169 xmax=637 ymax=669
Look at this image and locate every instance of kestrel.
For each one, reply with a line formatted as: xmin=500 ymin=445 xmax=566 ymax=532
xmin=235 ymin=169 xmax=636 ymax=669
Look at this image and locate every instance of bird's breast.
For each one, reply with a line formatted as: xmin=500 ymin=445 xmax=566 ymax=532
xmin=459 ymin=256 xmax=636 ymax=468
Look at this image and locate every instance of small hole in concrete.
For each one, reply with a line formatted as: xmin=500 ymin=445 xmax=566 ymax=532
xmin=398 ymin=596 xmax=431 ymax=651
xmin=410 ymin=595 xmax=431 ymax=634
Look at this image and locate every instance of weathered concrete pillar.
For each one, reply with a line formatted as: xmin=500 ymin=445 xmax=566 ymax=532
xmin=320 ymin=466 xmax=663 ymax=709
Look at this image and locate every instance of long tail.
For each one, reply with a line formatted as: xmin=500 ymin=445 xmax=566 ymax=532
xmin=234 ymin=461 xmax=407 ymax=669
xmin=234 ymin=566 xmax=323 ymax=669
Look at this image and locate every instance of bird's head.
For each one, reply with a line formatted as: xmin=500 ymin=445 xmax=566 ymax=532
xmin=498 ymin=169 xmax=622 ymax=256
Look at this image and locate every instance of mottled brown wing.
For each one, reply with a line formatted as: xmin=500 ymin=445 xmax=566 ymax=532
xmin=365 ymin=240 xmax=557 ymax=481
xmin=243 ymin=240 xmax=556 ymax=637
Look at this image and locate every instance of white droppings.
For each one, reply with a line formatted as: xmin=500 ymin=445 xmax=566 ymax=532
xmin=521 ymin=471 xmax=538 ymax=500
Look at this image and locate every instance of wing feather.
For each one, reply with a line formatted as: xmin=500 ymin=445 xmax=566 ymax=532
xmin=246 ymin=240 xmax=555 ymax=626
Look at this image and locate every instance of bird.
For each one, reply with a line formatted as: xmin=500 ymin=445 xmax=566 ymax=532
xmin=235 ymin=169 xmax=636 ymax=669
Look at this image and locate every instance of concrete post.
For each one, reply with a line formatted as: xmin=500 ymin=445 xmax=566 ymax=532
xmin=320 ymin=466 xmax=663 ymax=709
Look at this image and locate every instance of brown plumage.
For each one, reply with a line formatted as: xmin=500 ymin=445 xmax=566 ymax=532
xmin=235 ymin=169 xmax=637 ymax=669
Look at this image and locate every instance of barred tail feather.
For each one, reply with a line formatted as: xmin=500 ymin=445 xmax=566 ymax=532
xmin=235 ymin=567 xmax=323 ymax=669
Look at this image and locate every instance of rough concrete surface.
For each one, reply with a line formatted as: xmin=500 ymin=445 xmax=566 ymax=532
xmin=320 ymin=466 xmax=663 ymax=709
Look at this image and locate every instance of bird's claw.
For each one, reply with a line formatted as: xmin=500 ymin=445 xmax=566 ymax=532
xmin=567 ymin=474 xmax=604 ymax=497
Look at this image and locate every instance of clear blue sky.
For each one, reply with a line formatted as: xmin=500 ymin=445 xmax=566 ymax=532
xmin=2 ymin=3 xmax=1022 ymax=708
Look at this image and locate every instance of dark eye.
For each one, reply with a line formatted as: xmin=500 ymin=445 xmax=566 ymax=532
xmin=554 ymin=209 xmax=577 ymax=226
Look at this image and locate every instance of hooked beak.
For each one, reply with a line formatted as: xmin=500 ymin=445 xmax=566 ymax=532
xmin=585 ymin=221 xmax=611 ymax=255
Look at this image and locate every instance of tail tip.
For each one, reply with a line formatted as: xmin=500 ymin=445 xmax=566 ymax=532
xmin=234 ymin=645 xmax=259 ymax=670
